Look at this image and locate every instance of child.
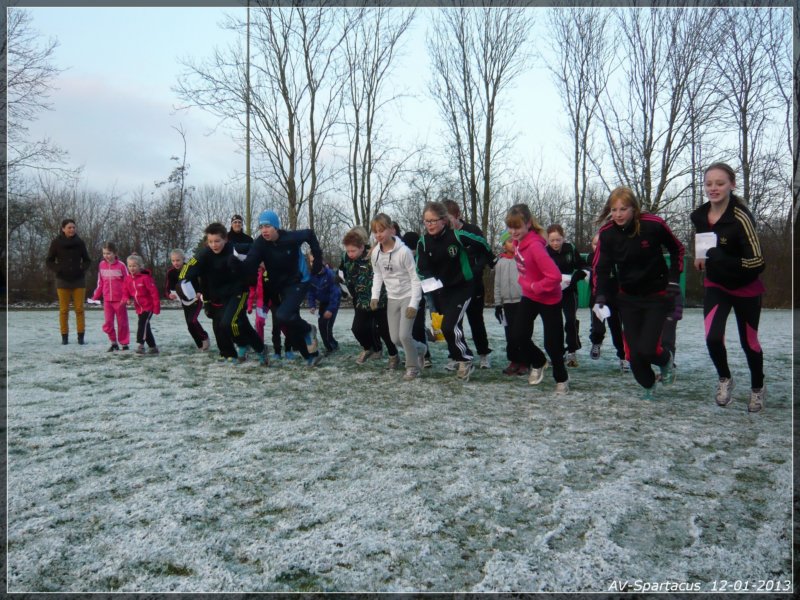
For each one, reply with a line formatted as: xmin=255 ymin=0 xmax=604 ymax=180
xmin=178 ymin=222 xmax=267 ymax=364
xmin=586 ymin=233 xmax=628 ymax=371
xmin=401 ymin=231 xmax=432 ymax=368
xmin=493 ymin=231 xmax=524 ymax=375
xmin=123 ymin=254 xmax=161 ymax=355
xmin=370 ymin=213 xmax=427 ymax=380
xmin=340 ymin=226 xmax=398 ymax=365
xmin=416 ymin=201 xmax=493 ymax=382
xmin=92 ymin=241 xmax=130 ymax=351
xmin=546 ymin=224 xmax=588 ymax=367
xmin=239 ymin=210 xmax=323 ymax=367
xmin=592 ymin=187 xmax=684 ymax=399
xmin=165 ymin=249 xmax=210 ymax=351
xmin=247 ymin=265 xmax=295 ymax=359
xmin=505 ymin=204 xmax=569 ymax=393
xmin=307 ymin=256 xmax=342 ymax=354
xmin=690 ymin=162 xmax=766 ymax=412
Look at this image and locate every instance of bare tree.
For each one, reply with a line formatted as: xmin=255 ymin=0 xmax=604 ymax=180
xmin=713 ymin=6 xmax=788 ymax=221
xmin=175 ymin=5 xmax=346 ymax=230
xmin=427 ymin=5 xmax=533 ymax=233
xmin=546 ymin=5 xmax=612 ymax=245
xmin=597 ymin=6 xmax=719 ymax=213
xmin=341 ymin=6 xmax=415 ymax=227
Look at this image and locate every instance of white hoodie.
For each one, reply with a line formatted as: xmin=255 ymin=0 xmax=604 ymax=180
xmin=370 ymin=236 xmax=422 ymax=309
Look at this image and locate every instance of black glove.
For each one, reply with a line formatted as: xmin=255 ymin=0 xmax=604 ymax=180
xmin=571 ymin=270 xmax=587 ymax=283
xmin=495 ymin=305 xmax=504 ymax=324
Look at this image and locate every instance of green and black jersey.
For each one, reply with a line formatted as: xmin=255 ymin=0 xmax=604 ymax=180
xmin=416 ymin=227 xmax=492 ymax=288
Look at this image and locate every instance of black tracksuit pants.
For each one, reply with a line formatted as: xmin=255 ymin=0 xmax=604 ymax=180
xmin=509 ymin=297 xmax=568 ymax=383
xmin=182 ymin=301 xmax=209 ymax=348
xmin=561 ymin=287 xmax=581 ymax=353
xmin=589 ymin=295 xmax=626 ymax=360
xmin=616 ymin=293 xmax=671 ymax=389
xmin=351 ymin=306 xmax=397 ymax=356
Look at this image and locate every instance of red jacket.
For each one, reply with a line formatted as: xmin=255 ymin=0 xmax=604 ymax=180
xmin=514 ymin=230 xmax=562 ymax=305
xmin=124 ymin=270 xmax=161 ymax=315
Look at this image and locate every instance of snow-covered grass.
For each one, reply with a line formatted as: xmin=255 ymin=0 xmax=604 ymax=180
xmin=6 ymin=307 xmax=793 ymax=593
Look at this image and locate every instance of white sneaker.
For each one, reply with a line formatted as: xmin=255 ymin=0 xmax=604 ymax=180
xmin=565 ymin=352 xmax=578 ymax=367
xmin=748 ymin=385 xmax=766 ymax=413
xmin=456 ymin=361 xmax=474 ymax=381
xmin=479 ymin=354 xmax=491 ymax=369
xmin=403 ymin=367 xmax=420 ymax=381
xmin=528 ymin=364 xmax=546 ymax=385
xmin=590 ymin=344 xmax=601 ymax=359
xmin=555 ymin=379 xmax=570 ymax=394
xmin=620 ymin=359 xmax=630 ymax=373
xmin=715 ymin=377 xmax=734 ymax=407
xmin=444 ymin=359 xmax=459 ymax=371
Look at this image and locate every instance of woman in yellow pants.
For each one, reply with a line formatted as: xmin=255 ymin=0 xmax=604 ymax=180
xmin=46 ymin=219 xmax=92 ymax=344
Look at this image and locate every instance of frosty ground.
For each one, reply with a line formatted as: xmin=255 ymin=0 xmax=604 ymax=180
xmin=6 ymin=307 xmax=793 ymax=593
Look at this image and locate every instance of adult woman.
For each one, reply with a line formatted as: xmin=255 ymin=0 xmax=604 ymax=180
xmin=592 ymin=187 xmax=684 ymax=400
xmin=46 ymin=219 xmax=91 ymax=345
xmin=416 ymin=201 xmax=493 ymax=382
xmin=546 ymin=224 xmax=588 ymax=367
xmin=690 ymin=162 xmax=766 ymax=412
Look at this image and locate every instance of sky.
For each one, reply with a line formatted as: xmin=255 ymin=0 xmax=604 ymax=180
xmin=18 ymin=6 xmax=567 ymax=198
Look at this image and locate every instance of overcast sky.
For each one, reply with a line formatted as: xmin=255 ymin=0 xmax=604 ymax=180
xmin=20 ymin=6 xmax=567 ymax=198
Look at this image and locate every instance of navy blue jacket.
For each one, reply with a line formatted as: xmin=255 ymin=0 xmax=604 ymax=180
xmin=241 ymin=229 xmax=323 ymax=289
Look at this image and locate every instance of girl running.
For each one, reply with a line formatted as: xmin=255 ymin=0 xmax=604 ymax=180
xmin=124 ymin=254 xmax=161 ymax=355
xmin=586 ymin=233 xmax=628 ymax=371
xmin=546 ymin=224 xmax=588 ymax=367
xmin=370 ymin=213 xmax=427 ymax=381
xmin=493 ymin=230 xmax=525 ymax=375
xmin=165 ymin=249 xmax=210 ymax=351
xmin=690 ymin=162 xmax=766 ymax=412
xmin=592 ymin=187 xmax=684 ymax=399
xmin=505 ymin=204 xmax=569 ymax=392
xmin=92 ymin=242 xmax=130 ymax=351
xmin=416 ymin=201 xmax=493 ymax=382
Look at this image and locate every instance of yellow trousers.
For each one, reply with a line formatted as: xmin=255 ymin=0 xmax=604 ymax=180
xmin=56 ymin=287 xmax=86 ymax=335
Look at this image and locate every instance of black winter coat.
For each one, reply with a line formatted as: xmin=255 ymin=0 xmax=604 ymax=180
xmin=46 ymin=234 xmax=91 ymax=288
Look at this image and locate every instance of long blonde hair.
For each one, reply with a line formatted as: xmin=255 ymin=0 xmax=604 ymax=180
xmin=505 ymin=203 xmax=545 ymax=236
xmin=595 ymin=186 xmax=641 ymax=236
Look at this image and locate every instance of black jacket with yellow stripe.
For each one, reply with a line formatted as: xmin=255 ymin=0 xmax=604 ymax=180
xmin=690 ymin=197 xmax=765 ymax=289
xmin=178 ymin=242 xmax=250 ymax=305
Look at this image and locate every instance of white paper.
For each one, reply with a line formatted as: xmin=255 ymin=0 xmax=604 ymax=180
xmin=560 ymin=274 xmax=573 ymax=290
xmin=694 ymin=232 xmax=717 ymax=259
xmin=180 ymin=280 xmax=196 ymax=301
xmin=592 ymin=304 xmax=611 ymax=321
xmin=421 ymin=278 xmax=444 ymax=293
xmin=87 ymin=298 xmax=101 ymax=305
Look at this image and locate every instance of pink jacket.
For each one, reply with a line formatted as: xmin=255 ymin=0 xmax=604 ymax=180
xmin=92 ymin=258 xmax=128 ymax=302
xmin=124 ymin=270 xmax=161 ymax=315
xmin=514 ymin=230 xmax=563 ymax=305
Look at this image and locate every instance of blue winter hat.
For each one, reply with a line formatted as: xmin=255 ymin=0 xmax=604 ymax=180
xmin=258 ymin=210 xmax=280 ymax=229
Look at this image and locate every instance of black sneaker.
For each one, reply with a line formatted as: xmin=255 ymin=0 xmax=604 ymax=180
xmin=108 ymin=343 xmax=120 ymax=352
xmin=121 ymin=345 xmax=129 ymax=351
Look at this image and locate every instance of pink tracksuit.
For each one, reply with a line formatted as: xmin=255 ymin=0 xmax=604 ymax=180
xmin=92 ymin=258 xmax=130 ymax=345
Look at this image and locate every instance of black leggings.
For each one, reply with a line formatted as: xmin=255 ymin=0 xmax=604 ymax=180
xmin=351 ymin=307 xmax=397 ymax=355
xmin=617 ymin=293 xmax=671 ymax=389
xmin=508 ymin=297 xmax=568 ymax=383
xmin=589 ymin=295 xmax=625 ymax=360
xmin=704 ymin=286 xmax=764 ymax=389
xmin=561 ymin=287 xmax=581 ymax=353
xmin=316 ymin=303 xmax=339 ymax=351
xmin=182 ymin=301 xmax=209 ymax=348
xmin=136 ymin=311 xmax=156 ymax=347
xmin=502 ymin=301 xmax=521 ymax=361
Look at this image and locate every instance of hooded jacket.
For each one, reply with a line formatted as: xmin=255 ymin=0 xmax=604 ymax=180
xmin=46 ymin=233 xmax=91 ymax=288
xmin=124 ymin=269 xmax=161 ymax=315
xmin=341 ymin=246 xmax=386 ymax=311
xmin=92 ymin=258 xmax=128 ymax=302
xmin=493 ymin=251 xmax=522 ymax=304
xmin=689 ymin=197 xmax=765 ymax=291
xmin=308 ymin=265 xmax=342 ymax=312
xmin=371 ymin=237 xmax=422 ymax=308
xmin=514 ymin=230 xmax=562 ymax=305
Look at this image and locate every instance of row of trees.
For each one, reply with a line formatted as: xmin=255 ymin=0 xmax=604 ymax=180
xmin=5 ymin=4 xmax=796 ymax=308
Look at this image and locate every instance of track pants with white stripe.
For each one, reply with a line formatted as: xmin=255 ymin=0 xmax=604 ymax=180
xmin=436 ymin=283 xmax=475 ymax=362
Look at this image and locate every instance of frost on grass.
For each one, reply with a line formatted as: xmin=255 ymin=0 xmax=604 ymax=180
xmin=6 ymin=308 xmax=793 ymax=592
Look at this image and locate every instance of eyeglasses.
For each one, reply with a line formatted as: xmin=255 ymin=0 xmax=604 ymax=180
xmin=423 ymin=218 xmax=442 ymax=225
xmin=232 ymin=220 xmax=243 ymax=225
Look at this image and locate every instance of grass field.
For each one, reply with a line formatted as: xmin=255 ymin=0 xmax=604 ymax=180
xmin=6 ymin=307 xmax=794 ymax=593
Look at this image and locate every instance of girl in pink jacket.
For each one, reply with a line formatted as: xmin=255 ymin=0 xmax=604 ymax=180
xmin=506 ymin=203 xmax=569 ymax=393
xmin=92 ymin=242 xmax=130 ymax=351
xmin=124 ymin=254 xmax=161 ymax=355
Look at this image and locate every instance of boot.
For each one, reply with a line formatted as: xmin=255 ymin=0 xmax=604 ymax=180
xmin=62 ymin=334 xmax=69 ymax=345
xmin=77 ymin=332 xmax=85 ymax=345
